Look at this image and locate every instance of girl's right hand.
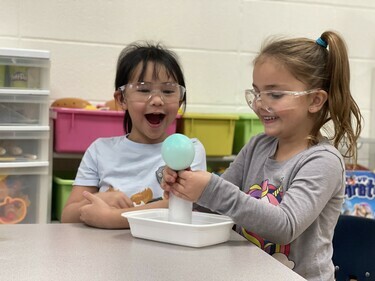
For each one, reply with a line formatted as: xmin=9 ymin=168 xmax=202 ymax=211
xmin=95 ymin=190 xmax=133 ymax=209
xmin=160 ymin=166 xmax=178 ymax=199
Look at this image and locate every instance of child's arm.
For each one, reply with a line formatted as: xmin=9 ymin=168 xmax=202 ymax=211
xmin=80 ymin=192 xmax=168 ymax=229
xmin=61 ymin=186 xmax=98 ymax=223
xmin=61 ymin=185 xmax=135 ymax=223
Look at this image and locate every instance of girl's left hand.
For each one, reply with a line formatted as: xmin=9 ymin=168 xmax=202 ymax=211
xmin=79 ymin=191 xmax=115 ymax=228
xmin=171 ymin=170 xmax=212 ymax=202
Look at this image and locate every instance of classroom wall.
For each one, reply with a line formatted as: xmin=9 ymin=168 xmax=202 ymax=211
xmin=1 ymin=0 xmax=375 ymax=139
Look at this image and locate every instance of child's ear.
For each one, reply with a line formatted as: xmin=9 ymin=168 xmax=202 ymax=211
xmin=308 ymin=89 xmax=327 ymax=113
xmin=114 ymin=90 xmax=127 ymax=110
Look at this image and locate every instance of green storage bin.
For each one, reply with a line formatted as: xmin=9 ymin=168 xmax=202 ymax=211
xmin=232 ymin=114 xmax=263 ymax=154
xmin=52 ymin=173 xmax=75 ymax=221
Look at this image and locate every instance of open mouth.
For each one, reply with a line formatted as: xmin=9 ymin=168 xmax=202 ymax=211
xmin=145 ymin=113 xmax=166 ymax=125
xmin=263 ymin=116 xmax=278 ymax=121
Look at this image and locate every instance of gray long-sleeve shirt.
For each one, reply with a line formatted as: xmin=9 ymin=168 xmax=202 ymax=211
xmin=198 ymin=134 xmax=345 ymax=281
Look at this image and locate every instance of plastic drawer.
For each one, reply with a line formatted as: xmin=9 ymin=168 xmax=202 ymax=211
xmin=0 ymin=165 xmax=49 ymax=224
xmin=0 ymin=128 xmax=50 ymax=163
xmin=0 ymin=48 xmax=50 ymax=90
xmin=0 ymin=89 xmax=50 ymax=126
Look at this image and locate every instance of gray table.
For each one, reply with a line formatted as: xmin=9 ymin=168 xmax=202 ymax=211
xmin=0 ymin=223 xmax=306 ymax=281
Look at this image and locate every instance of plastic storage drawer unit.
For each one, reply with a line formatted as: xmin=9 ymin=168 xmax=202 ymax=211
xmin=0 ymin=48 xmax=51 ymax=224
xmin=181 ymin=113 xmax=239 ymax=156
xmin=232 ymin=114 xmax=263 ymax=154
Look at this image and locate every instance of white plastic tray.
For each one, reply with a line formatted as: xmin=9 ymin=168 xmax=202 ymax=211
xmin=122 ymin=209 xmax=234 ymax=248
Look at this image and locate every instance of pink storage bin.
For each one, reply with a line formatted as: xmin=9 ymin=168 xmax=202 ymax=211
xmin=51 ymin=108 xmax=179 ymax=153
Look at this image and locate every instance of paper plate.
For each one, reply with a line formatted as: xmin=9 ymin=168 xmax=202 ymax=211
xmin=122 ymin=209 xmax=234 ymax=248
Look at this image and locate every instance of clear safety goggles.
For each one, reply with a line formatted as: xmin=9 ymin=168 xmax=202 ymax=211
xmin=118 ymin=82 xmax=185 ymax=104
xmin=245 ymin=88 xmax=320 ymax=113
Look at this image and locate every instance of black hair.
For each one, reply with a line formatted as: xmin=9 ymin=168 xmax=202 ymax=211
xmin=115 ymin=42 xmax=186 ymax=133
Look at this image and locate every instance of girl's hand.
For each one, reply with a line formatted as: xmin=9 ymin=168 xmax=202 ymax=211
xmin=79 ymin=191 xmax=115 ymax=228
xmin=171 ymin=170 xmax=212 ymax=202
xmin=160 ymin=166 xmax=178 ymax=199
xmin=95 ymin=190 xmax=133 ymax=208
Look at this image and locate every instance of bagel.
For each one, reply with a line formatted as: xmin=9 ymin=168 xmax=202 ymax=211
xmin=51 ymin=97 xmax=91 ymax=109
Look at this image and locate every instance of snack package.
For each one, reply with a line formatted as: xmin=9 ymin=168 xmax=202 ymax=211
xmin=343 ymin=170 xmax=375 ymax=219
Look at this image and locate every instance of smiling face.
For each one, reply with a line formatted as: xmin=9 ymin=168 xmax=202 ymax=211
xmin=252 ymin=57 xmax=316 ymax=144
xmin=119 ymin=62 xmax=181 ymax=144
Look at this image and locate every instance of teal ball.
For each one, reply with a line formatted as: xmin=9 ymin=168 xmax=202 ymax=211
xmin=162 ymin=133 xmax=195 ymax=170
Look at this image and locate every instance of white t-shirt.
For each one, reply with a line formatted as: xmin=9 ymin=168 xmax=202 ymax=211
xmin=73 ymin=135 xmax=206 ymax=200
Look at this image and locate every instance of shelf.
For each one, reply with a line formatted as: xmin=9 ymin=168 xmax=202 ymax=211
xmin=207 ymin=155 xmax=236 ymax=162
xmin=53 ymin=152 xmax=84 ymax=159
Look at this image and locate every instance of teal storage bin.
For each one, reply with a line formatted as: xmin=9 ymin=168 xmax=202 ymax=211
xmin=232 ymin=114 xmax=263 ymax=154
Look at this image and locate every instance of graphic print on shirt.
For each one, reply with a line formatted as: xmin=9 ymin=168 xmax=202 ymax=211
xmin=106 ymin=186 xmax=153 ymax=206
xmin=130 ymin=188 xmax=153 ymax=206
xmin=241 ymin=179 xmax=295 ymax=270
xmin=130 ymin=165 xmax=166 ymax=206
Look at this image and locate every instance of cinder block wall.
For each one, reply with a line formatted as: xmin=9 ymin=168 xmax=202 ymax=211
xmin=1 ymin=0 xmax=374 ymax=141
